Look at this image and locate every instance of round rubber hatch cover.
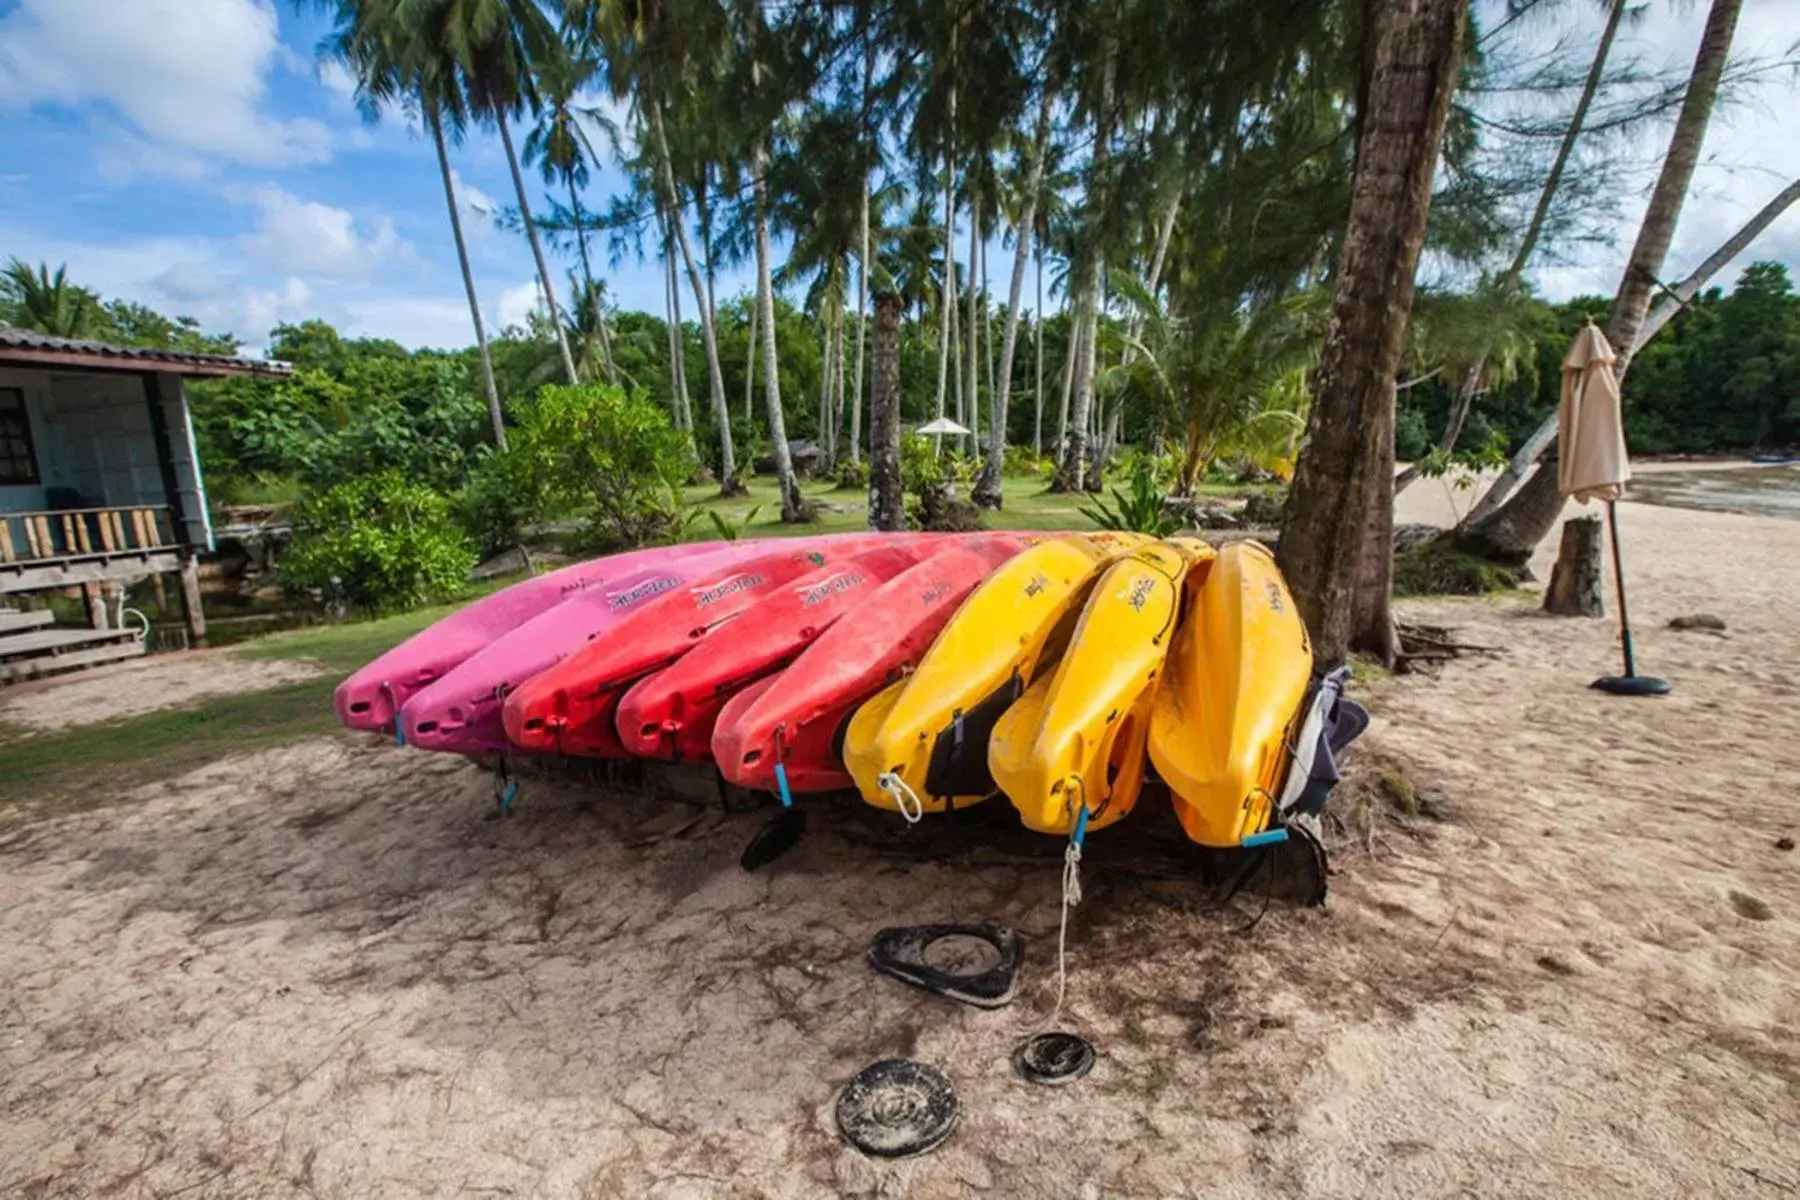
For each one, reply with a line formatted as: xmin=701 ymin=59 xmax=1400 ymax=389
xmin=834 ymin=1059 xmax=959 ymax=1158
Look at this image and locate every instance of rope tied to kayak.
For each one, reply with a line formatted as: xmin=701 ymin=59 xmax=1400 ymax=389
xmin=877 ymin=771 xmax=925 ymax=824
xmin=1048 ymin=778 xmax=1090 ymax=1028
xmin=492 ymin=758 xmax=519 ymax=815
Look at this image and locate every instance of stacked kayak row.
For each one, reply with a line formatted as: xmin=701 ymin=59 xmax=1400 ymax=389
xmin=336 ymin=532 xmax=1364 ymax=849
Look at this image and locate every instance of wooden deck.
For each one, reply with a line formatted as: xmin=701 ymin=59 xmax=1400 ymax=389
xmin=0 ymin=625 xmax=145 ymax=684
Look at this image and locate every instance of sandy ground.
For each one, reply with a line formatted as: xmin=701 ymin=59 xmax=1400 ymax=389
xmin=0 ymin=652 xmax=321 ymax=733
xmin=3 ymin=481 xmax=1799 ymax=1198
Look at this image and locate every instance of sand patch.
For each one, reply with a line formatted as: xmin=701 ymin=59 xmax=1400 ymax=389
xmin=0 ymin=652 xmax=322 ymax=732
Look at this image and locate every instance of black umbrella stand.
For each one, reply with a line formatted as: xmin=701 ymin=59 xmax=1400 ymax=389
xmin=1592 ymin=499 xmax=1670 ymax=697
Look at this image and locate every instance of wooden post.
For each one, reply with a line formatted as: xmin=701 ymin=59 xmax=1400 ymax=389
xmin=152 ymin=572 xmax=169 ymax=616
xmin=1543 ymin=515 xmax=1605 ymax=617
xmin=178 ymin=552 xmax=207 ymax=648
xmin=83 ymin=582 xmax=109 ymax=629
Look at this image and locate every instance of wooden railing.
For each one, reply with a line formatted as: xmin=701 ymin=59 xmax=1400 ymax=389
xmin=0 ymin=505 xmax=177 ymax=565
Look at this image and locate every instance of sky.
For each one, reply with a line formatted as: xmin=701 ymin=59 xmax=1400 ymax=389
xmin=0 ymin=0 xmax=1796 ymax=357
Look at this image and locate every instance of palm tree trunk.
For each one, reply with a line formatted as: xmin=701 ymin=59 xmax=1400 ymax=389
xmin=1053 ymin=57 xmax=1117 ymax=492
xmin=978 ymin=91 xmax=1054 ymax=507
xmin=430 ymin=104 xmax=505 ymax=449
xmin=867 ymin=292 xmax=906 ymax=530
xmin=851 ymin=178 xmax=870 ymax=466
xmin=1053 ymin=302 xmax=1079 ymax=461
xmin=1033 ymin=243 xmax=1044 ymax=456
xmin=660 ymin=212 xmax=690 ymax=432
xmin=1396 ymin=0 xmax=1626 ymax=496
xmin=1460 ymin=0 xmax=1742 ymax=553
xmin=744 ymin=298 xmax=757 ymax=427
xmin=497 ymin=115 xmax=576 ymax=385
xmin=570 ymin=176 xmax=618 ymax=384
xmin=834 ymin=292 xmax=848 ymax=469
xmin=1278 ymin=0 xmax=1467 ymax=668
xmin=753 ymin=138 xmax=806 ymax=521
xmin=934 ymin=94 xmax=957 ymax=428
xmin=651 ymin=106 xmax=737 ymax=492
xmin=818 ymin=311 xmax=834 ymax=466
xmin=963 ymin=192 xmax=981 ymax=457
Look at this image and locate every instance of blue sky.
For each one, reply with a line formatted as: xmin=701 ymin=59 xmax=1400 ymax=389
xmin=0 ymin=0 xmax=1796 ymax=356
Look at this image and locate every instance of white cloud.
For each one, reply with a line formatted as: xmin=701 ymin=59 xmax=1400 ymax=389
xmin=0 ymin=0 xmax=331 ymax=171
xmin=318 ymin=59 xmax=360 ymax=105
xmin=495 ymin=280 xmax=543 ymax=331
xmin=451 ymin=170 xmax=501 ymax=223
xmin=233 ymin=184 xmax=414 ymax=280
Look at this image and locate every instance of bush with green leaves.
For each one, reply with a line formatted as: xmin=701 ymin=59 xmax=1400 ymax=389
xmin=834 ymin=457 xmax=869 ymax=490
xmin=283 ymin=473 xmax=476 ymax=617
xmin=899 ymin=434 xmax=944 ymax=494
xmin=1003 ymin=445 xmax=1052 ymax=478
xmin=1079 ymin=454 xmax=1180 ymax=536
xmin=500 ymin=383 xmax=695 ymax=551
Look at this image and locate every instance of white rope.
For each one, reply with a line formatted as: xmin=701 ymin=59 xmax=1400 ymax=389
xmin=1047 ymin=836 xmax=1083 ymax=1027
xmin=877 ymin=771 xmax=925 ymax=824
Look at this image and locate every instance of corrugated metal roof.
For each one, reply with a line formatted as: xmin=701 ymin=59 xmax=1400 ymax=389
xmin=0 ymin=327 xmax=292 ymax=377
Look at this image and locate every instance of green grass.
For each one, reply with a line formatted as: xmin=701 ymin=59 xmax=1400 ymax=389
xmin=0 ymin=605 xmax=455 ymax=822
xmin=680 ymin=471 xmax=1127 ymax=536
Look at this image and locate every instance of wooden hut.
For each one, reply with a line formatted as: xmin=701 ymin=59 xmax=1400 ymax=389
xmin=0 ymin=329 xmax=289 ymax=680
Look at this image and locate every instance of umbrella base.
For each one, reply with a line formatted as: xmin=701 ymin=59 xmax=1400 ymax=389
xmin=1591 ymin=674 xmax=1670 ymax=697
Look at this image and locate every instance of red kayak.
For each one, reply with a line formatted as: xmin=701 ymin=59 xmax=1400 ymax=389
xmin=614 ymin=540 xmax=950 ymax=763
xmin=712 ymin=538 xmax=1026 ymax=794
xmin=502 ymin=536 xmax=893 ymax=756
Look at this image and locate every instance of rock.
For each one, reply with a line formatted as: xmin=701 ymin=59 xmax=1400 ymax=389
xmin=1776 ymin=837 xmax=1794 ymax=852
xmin=1668 ymin=613 xmax=1727 ymax=632
xmin=1392 ymin=523 xmax=1444 ymax=553
xmin=470 ymin=546 xmax=532 ymax=581
xmin=1163 ymin=496 xmax=1239 ymax=529
xmin=1241 ymin=492 xmax=1287 ymax=527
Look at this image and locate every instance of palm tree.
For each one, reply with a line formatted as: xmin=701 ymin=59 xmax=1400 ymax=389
xmin=1 ymin=260 xmax=100 ymax=338
xmin=445 ymin=0 xmax=578 ymax=384
xmin=314 ymin=0 xmax=508 ymax=447
xmin=1279 ymin=0 xmax=1469 ymax=668
xmin=1460 ymin=0 xmax=1744 ymax=557
xmin=752 ymin=135 xmax=807 ymax=520
xmin=523 ymin=35 xmax=616 ymax=381
xmin=973 ymin=83 xmax=1053 ymax=507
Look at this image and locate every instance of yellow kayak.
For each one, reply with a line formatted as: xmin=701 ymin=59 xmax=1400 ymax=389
xmin=845 ymin=533 xmax=1147 ymax=817
xmin=989 ymin=538 xmax=1214 ymax=835
xmin=1148 ymin=540 xmax=1314 ymax=847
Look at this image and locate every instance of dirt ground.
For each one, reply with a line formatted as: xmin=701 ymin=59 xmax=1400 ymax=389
xmin=0 ymin=653 xmax=321 ymax=733
xmin=3 ymin=488 xmax=1799 ymax=1198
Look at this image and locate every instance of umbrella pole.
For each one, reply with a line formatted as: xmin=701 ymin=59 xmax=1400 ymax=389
xmin=1592 ymin=499 xmax=1670 ymax=697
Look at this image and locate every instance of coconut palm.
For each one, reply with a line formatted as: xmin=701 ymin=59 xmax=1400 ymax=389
xmin=313 ymin=0 xmax=508 ymax=447
xmin=1 ymin=260 xmax=100 ymax=338
xmin=523 ymin=34 xmax=616 ymax=381
xmin=438 ymin=0 xmax=578 ymax=384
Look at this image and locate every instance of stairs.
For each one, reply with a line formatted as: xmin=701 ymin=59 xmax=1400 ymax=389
xmin=0 ymin=611 xmax=144 ymax=683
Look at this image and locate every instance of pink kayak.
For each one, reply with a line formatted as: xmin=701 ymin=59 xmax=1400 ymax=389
xmin=334 ymin=542 xmax=719 ymax=735
xmin=399 ymin=535 xmax=871 ymax=756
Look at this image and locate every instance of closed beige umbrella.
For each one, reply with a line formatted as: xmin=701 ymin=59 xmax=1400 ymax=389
xmin=1557 ymin=321 xmax=1631 ymax=503
xmin=1553 ymin=319 xmax=1667 ymax=695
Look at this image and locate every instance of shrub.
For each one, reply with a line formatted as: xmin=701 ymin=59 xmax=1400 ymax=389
xmin=834 ymin=457 xmax=870 ymax=490
xmin=1079 ymin=455 xmax=1180 ymax=536
xmin=900 ymin=434 xmax=945 ymax=494
xmin=499 ymin=383 xmax=695 ymax=551
xmin=1003 ymin=445 xmax=1052 ymax=478
xmin=1395 ymin=406 xmax=1431 ymax=463
xmin=283 ymin=473 xmax=476 ymax=617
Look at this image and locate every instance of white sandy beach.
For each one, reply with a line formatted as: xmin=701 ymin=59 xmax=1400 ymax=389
xmin=2 ymin=473 xmax=1798 ymax=1198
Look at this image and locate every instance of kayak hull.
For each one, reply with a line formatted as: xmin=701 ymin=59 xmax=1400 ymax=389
xmin=500 ymin=535 xmax=895 ymax=757
xmin=712 ymin=538 xmax=1027 ymax=794
xmin=399 ymin=542 xmax=767 ymax=755
xmin=615 ymin=540 xmax=944 ymax=762
xmin=333 ymin=542 xmax=716 ymax=734
xmin=1147 ymin=540 xmax=1314 ymax=847
xmin=844 ymin=534 xmax=1146 ymax=816
xmin=990 ymin=539 xmax=1212 ymax=835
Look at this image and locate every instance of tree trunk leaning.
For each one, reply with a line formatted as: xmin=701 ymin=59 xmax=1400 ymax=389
xmin=752 ymin=140 xmax=807 ymax=521
xmin=867 ymin=292 xmax=906 ymax=531
xmin=1459 ymin=0 xmax=1742 ymax=547
xmin=1543 ymin=515 xmax=1605 ymax=616
xmin=653 ymin=109 xmax=738 ymax=491
xmin=431 ymin=105 xmax=506 ymax=449
xmin=1278 ymin=0 xmax=1468 ymax=669
xmin=852 ymin=177 xmax=870 ymax=465
xmin=1396 ymin=0 xmax=1626 ymax=496
xmin=497 ymin=115 xmax=577 ymax=385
